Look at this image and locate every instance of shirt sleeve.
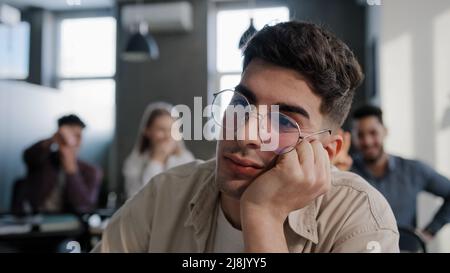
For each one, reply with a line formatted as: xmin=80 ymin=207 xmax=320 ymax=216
xmin=328 ymin=176 xmax=400 ymax=253
xmin=331 ymin=228 xmax=399 ymax=253
xmin=91 ymin=178 xmax=156 ymax=253
xmin=65 ymin=164 xmax=103 ymax=213
xmin=23 ymin=139 xmax=53 ymax=171
xmin=419 ymin=162 xmax=450 ymax=235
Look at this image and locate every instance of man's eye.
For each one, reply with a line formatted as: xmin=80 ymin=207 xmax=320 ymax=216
xmin=230 ymin=96 xmax=247 ymax=107
xmin=278 ymin=115 xmax=298 ymax=132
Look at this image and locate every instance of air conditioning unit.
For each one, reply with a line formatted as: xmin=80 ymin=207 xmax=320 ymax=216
xmin=121 ymin=1 xmax=193 ymax=33
xmin=0 ymin=4 xmax=21 ymax=25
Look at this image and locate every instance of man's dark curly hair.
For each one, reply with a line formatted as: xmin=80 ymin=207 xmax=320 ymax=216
xmin=58 ymin=114 xmax=86 ymax=128
xmin=242 ymin=21 xmax=364 ymax=127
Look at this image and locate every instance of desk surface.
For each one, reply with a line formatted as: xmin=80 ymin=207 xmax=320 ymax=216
xmin=0 ymin=214 xmax=83 ymax=238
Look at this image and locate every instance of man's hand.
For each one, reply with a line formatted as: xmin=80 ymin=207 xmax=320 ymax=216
xmin=59 ymin=145 xmax=78 ymax=174
xmin=56 ymin=126 xmax=79 ymax=174
xmin=53 ymin=126 xmax=77 ymax=147
xmin=59 ymin=126 xmax=77 ymax=146
xmin=241 ymin=139 xmax=331 ymax=220
xmin=240 ymin=140 xmax=331 ymax=252
xmin=60 ymin=144 xmax=78 ymax=174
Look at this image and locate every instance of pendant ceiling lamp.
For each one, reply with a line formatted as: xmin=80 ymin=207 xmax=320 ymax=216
xmin=122 ymin=0 xmax=159 ymax=62
xmin=238 ymin=0 xmax=258 ymax=49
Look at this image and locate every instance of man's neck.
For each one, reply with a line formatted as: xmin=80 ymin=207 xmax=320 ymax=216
xmin=220 ymin=193 xmax=242 ymax=230
xmin=365 ymin=153 xmax=389 ymax=178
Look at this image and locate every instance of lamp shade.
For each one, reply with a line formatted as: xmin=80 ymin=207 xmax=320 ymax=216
xmin=122 ymin=27 xmax=159 ymax=62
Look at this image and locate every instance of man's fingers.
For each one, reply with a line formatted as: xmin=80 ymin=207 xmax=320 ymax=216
xmin=310 ymin=140 xmax=331 ymax=191
xmin=295 ymin=140 xmax=315 ymax=173
xmin=54 ymin=132 xmax=66 ymax=145
xmin=275 ymin=144 xmax=299 ymax=169
xmin=311 ymin=140 xmax=331 ymax=179
xmin=310 ymin=140 xmax=327 ymax=166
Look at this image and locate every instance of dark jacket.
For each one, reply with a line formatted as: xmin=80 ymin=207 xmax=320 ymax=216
xmin=13 ymin=139 xmax=103 ymax=214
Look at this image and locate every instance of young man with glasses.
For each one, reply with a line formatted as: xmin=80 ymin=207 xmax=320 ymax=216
xmin=94 ymin=21 xmax=399 ymax=253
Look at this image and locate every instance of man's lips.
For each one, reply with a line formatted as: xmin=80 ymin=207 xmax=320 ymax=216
xmin=223 ymin=154 xmax=264 ymax=177
xmin=224 ymin=154 xmax=264 ymax=168
xmin=363 ymin=147 xmax=378 ymax=153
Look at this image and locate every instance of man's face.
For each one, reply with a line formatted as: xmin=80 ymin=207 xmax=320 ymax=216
xmin=215 ymin=59 xmax=329 ymax=199
xmin=59 ymin=125 xmax=83 ymax=152
xmin=353 ymin=116 xmax=386 ymax=163
xmin=71 ymin=125 xmax=83 ymax=151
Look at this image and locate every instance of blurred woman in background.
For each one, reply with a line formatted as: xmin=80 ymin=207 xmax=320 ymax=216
xmin=123 ymin=102 xmax=194 ymax=199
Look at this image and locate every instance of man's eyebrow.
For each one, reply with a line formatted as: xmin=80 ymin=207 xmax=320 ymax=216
xmin=277 ymin=103 xmax=310 ymax=120
xmin=235 ymin=84 xmax=257 ymax=103
xmin=234 ymin=84 xmax=310 ymax=120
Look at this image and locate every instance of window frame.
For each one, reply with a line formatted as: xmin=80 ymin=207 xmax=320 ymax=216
xmin=53 ymin=8 xmax=116 ymax=87
xmin=0 ymin=21 xmax=31 ymax=80
xmin=209 ymin=1 xmax=289 ymax=103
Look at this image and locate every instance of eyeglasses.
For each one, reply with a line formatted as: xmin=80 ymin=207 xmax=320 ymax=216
xmin=211 ymin=89 xmax=332 ymax=154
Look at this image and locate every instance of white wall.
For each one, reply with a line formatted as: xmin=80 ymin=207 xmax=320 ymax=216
xmin=0 ymin=80 xmax=115 ymax=212
xmin=380 ymin=0 xmax=450 ymax=252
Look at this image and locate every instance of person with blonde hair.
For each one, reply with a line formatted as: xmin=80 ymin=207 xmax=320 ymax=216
xmin=122 ymin=102 xmax=194 ymax=198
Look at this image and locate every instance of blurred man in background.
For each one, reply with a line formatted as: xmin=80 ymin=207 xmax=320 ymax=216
xmin=351 ymin=105 xmax=450 ymax=241
xmin=12 ymin=114 xmax=103 ymax=214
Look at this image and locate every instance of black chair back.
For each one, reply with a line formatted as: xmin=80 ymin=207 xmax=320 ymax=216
xmin=398 ymin=226 xmax=427 ymax=253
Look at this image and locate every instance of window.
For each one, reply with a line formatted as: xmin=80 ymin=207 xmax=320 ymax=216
xmin=58 ymin=17 xmax=116 ymax=78
xmin=214 ymin=6 xmax=289 ymax=92
xmin=56 ymin=16 xmax=116 ymax=157
xmin=0 ymin=22 xmax=30 ymax=79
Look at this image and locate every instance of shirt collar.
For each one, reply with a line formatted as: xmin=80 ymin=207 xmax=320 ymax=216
xmin=184 ymin=160 xmax=218 ymax=233
xmin=184 ymin=159 xmax=319 ymax=246
xmin=183 ymin=161 xmax=219 ymax=252
xmin=353 ymin=153 xmax=396 ymax=178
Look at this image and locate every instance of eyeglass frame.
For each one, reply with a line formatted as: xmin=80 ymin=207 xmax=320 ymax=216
xmin=212 ymin=89 xmax=332 ymax=154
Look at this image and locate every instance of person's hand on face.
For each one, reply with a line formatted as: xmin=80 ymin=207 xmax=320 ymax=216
xmin=146 ymin=114 xmax=178 ymax=164
xmin=59 ymin=143 xmax=78 ymax=174
xmin=55 ymin=126 xmax=80 ymax=174
xmin=332 ymin=129 xmax=353 ymax=171
xmin=240 ymin=138 xmax=332 ymax=222
xmin=151 ymin=138 xmax=177 ymax=164
xmin=54 ymin=126 xmax=77 ymax=147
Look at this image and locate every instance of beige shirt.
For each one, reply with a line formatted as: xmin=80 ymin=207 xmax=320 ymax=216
xmin=93 ymin=159 xmax=399 ymax=253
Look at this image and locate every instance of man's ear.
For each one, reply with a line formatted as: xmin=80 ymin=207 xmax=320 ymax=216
xmin=324 ymin=133 xmax=343 ymax=161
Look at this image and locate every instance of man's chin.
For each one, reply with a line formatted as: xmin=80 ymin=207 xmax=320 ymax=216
xmin=217 ymin=178 xmax=253 ymax=200
xmin=363 ymin=151 xmax=384 ymax=163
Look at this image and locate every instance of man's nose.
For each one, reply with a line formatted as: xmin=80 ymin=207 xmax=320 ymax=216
xmin=236 ymin=113 xmax=262 ymax=150
xmin=360 ymin=135 xmax=374 ymax=147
